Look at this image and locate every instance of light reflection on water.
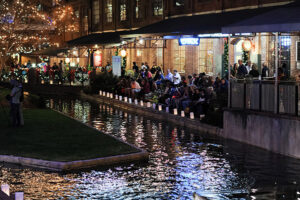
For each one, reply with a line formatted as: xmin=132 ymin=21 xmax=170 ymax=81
xmin=1 ymin=98 xmax=300 ymax=199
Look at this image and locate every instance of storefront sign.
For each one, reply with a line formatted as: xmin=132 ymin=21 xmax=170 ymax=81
xmin=178 ymin=37 xmax=200 ymax=46
xmin=93 ymin=51 xmax=102 ymax=67
xmin=198 ymin=33 xmax=230 ymax=38
xmin=112 ymin=56 xmax=121 ymax=76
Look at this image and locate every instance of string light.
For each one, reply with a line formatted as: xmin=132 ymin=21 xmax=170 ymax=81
xmin=0 ymin=0 xmax=79 ymax=67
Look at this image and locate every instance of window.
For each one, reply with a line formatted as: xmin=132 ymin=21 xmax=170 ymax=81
xmin=105 ymin=0 xmax=113 ymax=23
xmin=82 ymin=7 xmax=88 ymax=35
xmin=135 ymin=0 xmax=142 ymax=19
xmin=153 ymin=0 xmax=163 ymax=16
xmin=172 ymin=40 xmax=186 ymax=72
xmin=120 ymin=0 xmax=127 ymax=21
xmin=174 ymin=0 xmax=184 ymax=7
xmin=198 ymin=39 xmax=214 ymax=74
xmin=92 ymin=0 xmax=100 ymax=27
xmin=268 ymin=34 xmax=291 ymax=77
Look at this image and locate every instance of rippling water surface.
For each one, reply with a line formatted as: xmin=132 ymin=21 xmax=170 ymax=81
xmin=2 ymin=97 xmax=300 ymax=199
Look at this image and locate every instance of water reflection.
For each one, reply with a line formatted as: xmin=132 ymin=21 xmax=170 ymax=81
xmin=1 ymin=97 xmax=300 ymax=199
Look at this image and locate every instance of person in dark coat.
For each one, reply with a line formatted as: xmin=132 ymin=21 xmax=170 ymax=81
xmin=261 ymin=63 xmax=269 ymax=78
xmin=132 ymin=62 xmax=139 ymax=73
xmin=237 ymin=59 xmax=248 ymax=77
xmin=249 ymin=63 xmax=259 ymax=78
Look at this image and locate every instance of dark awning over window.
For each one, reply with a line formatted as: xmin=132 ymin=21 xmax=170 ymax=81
xmin=222 ymin=1 xmax=300 ymax=33
xmin=67 ymin=31 xmax=131 ymax=46
xmin=125 ymin=6 xmax=280 ymax=36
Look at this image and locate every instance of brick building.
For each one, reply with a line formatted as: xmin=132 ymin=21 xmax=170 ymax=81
xmin=67 ymin=0 xmax=299 ymax=78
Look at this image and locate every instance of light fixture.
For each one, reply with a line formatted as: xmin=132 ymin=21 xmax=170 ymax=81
xmin=139 ymin=39 xmax=144 ymax=45
xmin=190 ymin=112 xmax=194 ymax=119
xmin=152 ymin=103 xmax=156 ymax=109
xmin=65 ymin=58 xmax=70 ymax=63
xmin=173 ymin=109 xmax=178 ymax=115
xmin=181 ymin=111 xmax=185 ymax=117
xmin=242 ymin=39 xmax=252 ymax=51
xmin=121 ymin=49 xmax=126 ymax=57
xmin=158 ymin=105 xmax=162 ymax=111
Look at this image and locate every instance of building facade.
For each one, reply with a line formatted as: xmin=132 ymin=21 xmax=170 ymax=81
xmin=69 ymin=0 xmax=299 ymax=78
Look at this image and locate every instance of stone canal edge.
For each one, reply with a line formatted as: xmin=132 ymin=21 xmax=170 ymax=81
xmin=80 ymin=92 xmax=223 ymax=136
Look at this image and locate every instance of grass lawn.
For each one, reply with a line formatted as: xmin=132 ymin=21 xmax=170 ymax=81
xmin=0 ymin=108 xmax=139 ymax=162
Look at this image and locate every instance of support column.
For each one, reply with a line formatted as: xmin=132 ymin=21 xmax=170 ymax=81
xmin=274 ymin=32 xmax=279 ymax=114
xmin=228 ymin=36 xmax=231 ymax=108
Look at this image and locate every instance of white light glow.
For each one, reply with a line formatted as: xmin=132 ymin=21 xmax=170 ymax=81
xmin=179 ymin=38 xmax=200 ymax=46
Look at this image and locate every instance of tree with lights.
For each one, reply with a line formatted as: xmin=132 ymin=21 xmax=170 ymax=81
xmin=51 ymin=1 xmax=80 ymax=43
xmin=0 ymin=0 xmax=79 ymax=70
xmin=0 ymin=0 xmax=54 ymax=69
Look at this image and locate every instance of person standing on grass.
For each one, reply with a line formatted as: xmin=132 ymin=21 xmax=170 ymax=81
xmin=18 ymin=81 xmax=24 ymax=126
xmin=10 ymin=80 xmax=22 ymax=127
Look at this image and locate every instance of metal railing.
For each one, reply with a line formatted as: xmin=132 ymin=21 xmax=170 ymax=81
xmin=230 ymin=80 xmax=299 ymax=116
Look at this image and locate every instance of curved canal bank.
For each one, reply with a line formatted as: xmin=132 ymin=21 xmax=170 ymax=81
xmin=1 ymin=96 xmax=300 ymax=199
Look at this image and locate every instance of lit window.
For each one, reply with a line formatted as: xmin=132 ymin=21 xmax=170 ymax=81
xmin=120 ymin=0 xmax=127 ymax=21
xmin=281 ymin=36 xmax=291 ymax=47
xmin=105 ymin=0 xmax=113 ymax=23
xmin=135 ymin=0 xmax=142 ymax=19
xmin=92 ymin=0 xmax=100 ymax=26
xmin=198 ymin=39 xmax=214 ymax=74
xmin=153 ymin=0 xmax=163 ymax=16
xmin=173 ymin=40 xmax=185 ymax=72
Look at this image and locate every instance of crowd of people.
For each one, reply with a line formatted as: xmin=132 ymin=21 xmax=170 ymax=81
xmin=230 ymin=59 xmax=289 ymax=80
xmin=2 ymin=60 xmax=92 ymax=85
xmin=115 ymin=62 xmax=228 ymax=118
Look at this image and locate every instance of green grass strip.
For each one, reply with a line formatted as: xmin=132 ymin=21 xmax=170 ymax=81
xmin=0 ymin=108 xmax=138 ymax=162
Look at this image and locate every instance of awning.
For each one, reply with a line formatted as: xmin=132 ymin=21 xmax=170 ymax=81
xmin=67 ymin=31 xmax=131 ymax=46
xmin=222 ymin=1 xmax=300 ymax=33
xmin=122 ymin=6 xmax=282 ymax=37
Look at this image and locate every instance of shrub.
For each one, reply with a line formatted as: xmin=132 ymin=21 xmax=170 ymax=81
xmin=89 ymin=72 xmax=120 ymax=94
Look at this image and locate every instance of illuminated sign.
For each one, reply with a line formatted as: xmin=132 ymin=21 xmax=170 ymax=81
xmin=93 ymin=51 xmax=102 ymax=67
xmin=178 ymin=37 xmax=200 ymax=46
xmin=198 ymin=33 xmax=230 ymax=38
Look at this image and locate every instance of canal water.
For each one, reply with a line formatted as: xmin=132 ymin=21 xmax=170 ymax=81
xmin=1 ymin=97 xmax=300 ymax=199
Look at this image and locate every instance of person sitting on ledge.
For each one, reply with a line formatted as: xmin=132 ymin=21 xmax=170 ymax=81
xmin=131 ymin=79 xmax=141 ymax=98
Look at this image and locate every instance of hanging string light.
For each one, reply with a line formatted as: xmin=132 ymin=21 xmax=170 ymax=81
xmin=0 ymin=0 xmax=79 ymax=68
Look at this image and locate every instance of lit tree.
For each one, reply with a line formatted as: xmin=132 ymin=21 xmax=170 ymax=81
xmin=0 ymin=0 xmax=79 ymax=70
xmin=0 ymin=0 xmax=54 ymax=69
xmin=51 ymin=1 xmax=79 ymax=42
